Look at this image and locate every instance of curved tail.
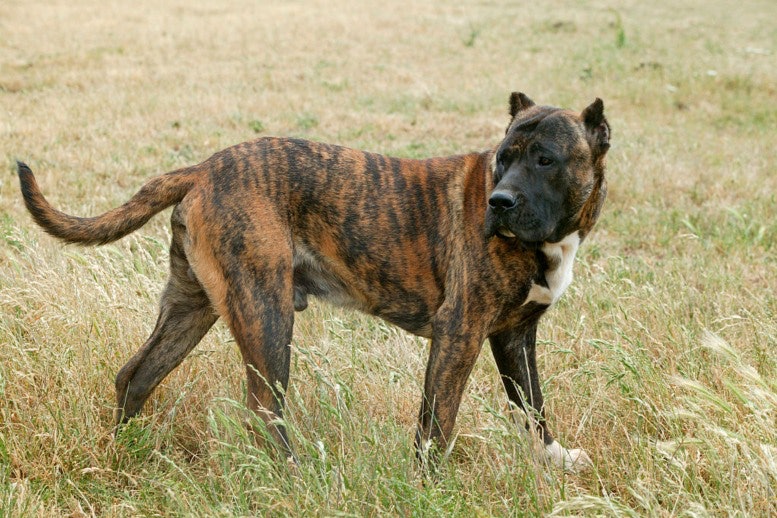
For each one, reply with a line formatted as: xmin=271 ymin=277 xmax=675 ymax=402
xmin=17 ymin=161 xmax=200 ymax=245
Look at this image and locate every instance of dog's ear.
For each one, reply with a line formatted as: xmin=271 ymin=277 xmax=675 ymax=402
xmin=509 ymin=92 xmax=535 ymax=118
xmin=581 ymin=98 xmax=610 ymax=158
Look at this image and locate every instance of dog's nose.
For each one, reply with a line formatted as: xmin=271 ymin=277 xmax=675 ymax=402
xmin=488 ymin=190 xmax=517 ymax=212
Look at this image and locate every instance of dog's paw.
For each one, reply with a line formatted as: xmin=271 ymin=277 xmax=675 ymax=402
xmin=544 ymin=441 xmax=593 ymax=473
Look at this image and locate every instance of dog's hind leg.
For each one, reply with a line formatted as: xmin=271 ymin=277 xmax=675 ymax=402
xmin=223 ymin=269 xmax=295 ymax=457
xmin=184 ymin=201 xmax=296 ymax=458
xmin=115 ymin=208 xmax=218 ymax=424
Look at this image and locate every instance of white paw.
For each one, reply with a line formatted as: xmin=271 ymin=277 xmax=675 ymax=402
xmin=544 ymin=441 xmax=593 ymax=473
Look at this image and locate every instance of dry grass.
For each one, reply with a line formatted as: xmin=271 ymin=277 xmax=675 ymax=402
xmin=2 ymin=0 xmax=776 ymax=515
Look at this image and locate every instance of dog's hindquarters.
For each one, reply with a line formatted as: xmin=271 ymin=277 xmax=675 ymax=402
xmin=15 ymin=159 xmax=224 ymax=421
xmin=18 ymin=144 xmax=301 ymax=454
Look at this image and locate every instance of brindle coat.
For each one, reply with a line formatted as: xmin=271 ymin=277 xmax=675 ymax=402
xmin=17 ymin=93 xmax=610 ymax=469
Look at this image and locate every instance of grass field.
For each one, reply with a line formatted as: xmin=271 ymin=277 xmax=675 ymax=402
xmin=1 ymin=0 xmax=776 ymax=515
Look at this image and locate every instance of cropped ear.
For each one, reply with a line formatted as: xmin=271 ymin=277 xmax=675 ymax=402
xmin=509 ymin=92 xmax=535 ymax=118
xmin=581 ymin=98 xmax=610 ymax=157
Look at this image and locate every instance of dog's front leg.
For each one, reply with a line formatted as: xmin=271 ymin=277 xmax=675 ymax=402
xmin=489 ymin=325 xmax=592 ymax=472
xmin=415 ymin=324 xmax=484 ymax=469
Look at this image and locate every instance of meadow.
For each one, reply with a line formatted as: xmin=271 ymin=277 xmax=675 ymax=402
xmin=1 ymin=0 xmax=775 ymax=515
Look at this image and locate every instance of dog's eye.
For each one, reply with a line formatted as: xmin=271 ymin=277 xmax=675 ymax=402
xmin=538 ymin=156 xmax=554 ymax=167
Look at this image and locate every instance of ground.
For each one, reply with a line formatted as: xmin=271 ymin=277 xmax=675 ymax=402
xmin=1 ymin=0 xmax=775 ymax=515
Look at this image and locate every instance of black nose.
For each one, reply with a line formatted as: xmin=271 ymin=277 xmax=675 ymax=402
xmin=488 ymin=190 xmax=517 ymax=212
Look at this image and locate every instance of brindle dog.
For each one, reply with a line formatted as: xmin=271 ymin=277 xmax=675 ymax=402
xmin=17 ymin=93 xmax=610 ymax=471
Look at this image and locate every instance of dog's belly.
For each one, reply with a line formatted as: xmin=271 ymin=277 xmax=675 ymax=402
xmin=293 ymin=242 xmax=357 ymax=309
xmin=292 ymin=243 xmax=435 ymax=337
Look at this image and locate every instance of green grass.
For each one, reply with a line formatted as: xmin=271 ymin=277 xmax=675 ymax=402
xmin=2 ymin=0 xmax=776 ymax=515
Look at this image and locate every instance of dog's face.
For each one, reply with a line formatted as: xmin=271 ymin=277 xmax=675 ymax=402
xmin=484 ymin=93 xmax=610 ymax=245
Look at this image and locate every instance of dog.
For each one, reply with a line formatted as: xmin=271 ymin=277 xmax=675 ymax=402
xmin=17 ymin=92 xmax=610 ymax=471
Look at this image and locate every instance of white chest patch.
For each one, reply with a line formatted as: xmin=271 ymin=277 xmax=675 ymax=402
xmin=523 ymin=231 xmax=580 ymax=306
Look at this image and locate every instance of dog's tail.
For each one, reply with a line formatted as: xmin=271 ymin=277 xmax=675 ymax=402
xmin=16 ymin=161 xmax=200 ymax=246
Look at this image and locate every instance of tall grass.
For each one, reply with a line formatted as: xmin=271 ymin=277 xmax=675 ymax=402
xmin=2 ymin=0 xmax=776 ymax=515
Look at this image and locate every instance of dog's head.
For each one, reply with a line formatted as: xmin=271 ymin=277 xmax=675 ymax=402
xmin=484 ymin=93 xmax=610 ymax=246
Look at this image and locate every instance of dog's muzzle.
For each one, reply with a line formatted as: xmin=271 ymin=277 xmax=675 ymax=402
xmin=486 ymin=190 xmax=519 ymax=238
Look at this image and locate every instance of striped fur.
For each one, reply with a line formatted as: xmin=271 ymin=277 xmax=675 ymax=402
xmin=17 ymin=93 xmax=610 ymax=471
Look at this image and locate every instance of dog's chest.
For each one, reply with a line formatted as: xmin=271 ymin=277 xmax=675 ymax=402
xmin=523 ymin=232 xmax=580 ymax=306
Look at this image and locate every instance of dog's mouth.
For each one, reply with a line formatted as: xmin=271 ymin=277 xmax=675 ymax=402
xmin=484 ymin=217 xmax=523 ymax=241
xmin=485 ymin=219 xmax=546 ymax=249
xmin=484 ymin=206 xmax=555 ymax=247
